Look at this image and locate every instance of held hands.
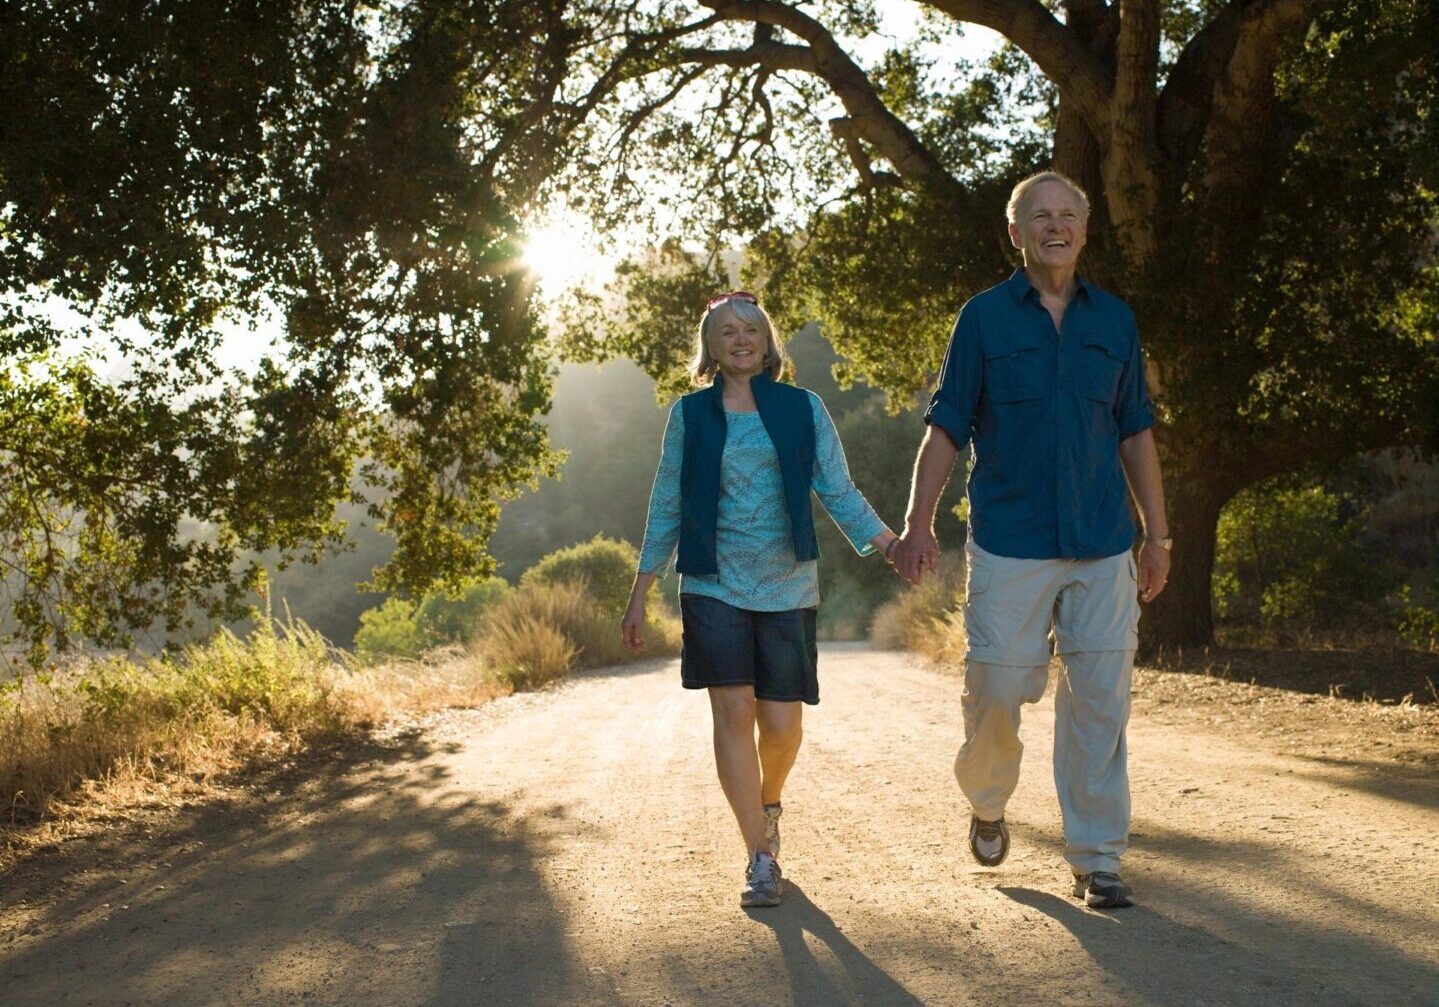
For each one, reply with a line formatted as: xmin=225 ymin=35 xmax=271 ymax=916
xmin=891 ymin=528 xmax=940 ymax=586
xmin=1137 ymin=540 xmax=1171 ymax=603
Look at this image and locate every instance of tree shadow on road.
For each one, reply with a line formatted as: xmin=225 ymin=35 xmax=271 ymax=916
xmin=1 ymin=729 xmax=591 ymax=1007
xmin=1286 ymin=752 xmax=1439 ymax=809
xmin=999 ymin=824 xmax=1439 ymax=1006
xmin=743 ymin=881 xmax=927 ymax=1006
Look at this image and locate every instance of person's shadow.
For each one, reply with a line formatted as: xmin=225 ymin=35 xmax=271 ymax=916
xmin=745 ymin=881 xmax=927 ymax=1006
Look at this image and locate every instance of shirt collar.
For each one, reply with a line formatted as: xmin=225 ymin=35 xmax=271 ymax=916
xmin=1007 ymin=267 xmax=1092 ymax=305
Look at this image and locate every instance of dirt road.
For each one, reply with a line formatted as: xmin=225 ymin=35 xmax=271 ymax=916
xmin=3 ymin=647 xmax=1438 ymax=1006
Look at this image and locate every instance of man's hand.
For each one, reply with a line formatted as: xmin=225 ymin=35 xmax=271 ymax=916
xmin=893 ymin=528 xmax=940 ymax=586
xmin=1137 ymin=541 xmax=1171 ymax=603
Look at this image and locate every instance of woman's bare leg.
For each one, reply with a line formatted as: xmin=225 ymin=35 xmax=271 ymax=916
xmin=708 ymin=685 xmax=766 ymax=855
xmin=756 ymin=699 xmax=803 ymax=805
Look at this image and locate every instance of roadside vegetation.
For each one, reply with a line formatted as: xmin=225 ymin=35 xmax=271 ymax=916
xmin=1 ymin=536 xmax=678 ymax=862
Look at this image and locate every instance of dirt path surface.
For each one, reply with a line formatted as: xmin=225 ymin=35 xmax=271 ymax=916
xmin=4 ymin=647 xmax=1438 ymax=1006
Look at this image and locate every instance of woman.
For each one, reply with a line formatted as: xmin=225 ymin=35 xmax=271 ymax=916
xmin=620 ymin=290 xmax=898 ymax=908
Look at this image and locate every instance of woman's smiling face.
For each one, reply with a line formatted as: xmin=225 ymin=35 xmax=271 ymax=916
xmin=708 ymin=303 xmax=769 ymax=378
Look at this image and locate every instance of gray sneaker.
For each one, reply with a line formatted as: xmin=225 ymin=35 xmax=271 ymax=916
xmin=1072 ymin=871 xmax=1134 ymax=909
xmin=763 ymin=802 xmax=783 ymax=857
xmin=968 ymin=814 xmax=1009 ymax=867
xmin=741 ymin=851 xmax=783 ymax=907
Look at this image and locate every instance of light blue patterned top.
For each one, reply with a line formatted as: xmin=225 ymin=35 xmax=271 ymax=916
xmin=638 ymin=389 xmax=888 ymax=611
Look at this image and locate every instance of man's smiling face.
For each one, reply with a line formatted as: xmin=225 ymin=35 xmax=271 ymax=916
xmin=1009 ymin=179 xmax=1088 ymax=273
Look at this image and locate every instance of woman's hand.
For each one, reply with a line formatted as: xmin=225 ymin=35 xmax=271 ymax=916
xmin=620 ymin=572 xmax=658 ymax=651
xmin=621 ymin=595 xmax=647 ymax=651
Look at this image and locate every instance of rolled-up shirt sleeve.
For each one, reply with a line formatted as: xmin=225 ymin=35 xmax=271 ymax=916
xmin=1115 ymin=311 xmax=1157 ymax=440
xmin=808 ymin=393 xmax=888 ymax=555
xmin=923 ymin=305 xmax=983 ymax=450
xmin=637 ymin=401 xmax=684 ymax=575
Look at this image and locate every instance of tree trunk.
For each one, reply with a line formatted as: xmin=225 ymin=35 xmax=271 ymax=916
xmin=1137 ymin=463 xmax=1229 ymax=655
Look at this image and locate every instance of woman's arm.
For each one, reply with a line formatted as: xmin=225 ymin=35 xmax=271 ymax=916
xmin=624 ymin=403 xmax=684 ymax=650
xmin=807 ymin=393 xmax=893 ymax=556
xmin=635 ymin=401 xmax=684 ymax=575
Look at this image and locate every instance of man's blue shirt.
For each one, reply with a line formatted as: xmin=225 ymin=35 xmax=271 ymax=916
xmin=924 ymin=269 xmax=1156 ymax=560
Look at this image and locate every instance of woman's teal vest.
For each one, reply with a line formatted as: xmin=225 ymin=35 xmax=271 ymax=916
xmin=677 ymin=372 xmax=819 ymax=575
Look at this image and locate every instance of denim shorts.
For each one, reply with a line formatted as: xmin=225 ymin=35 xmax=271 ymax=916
xmin=679 ymin=594 xmax=819 ymax=704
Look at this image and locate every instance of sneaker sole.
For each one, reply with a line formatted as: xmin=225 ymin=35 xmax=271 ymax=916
xmin=741 ymin=876 xmax=784 ymax=908
xmin=1086 ymin=891 xmax=1134 ymax=909
xmin=1073 ymin=876 xmax=1134 ymax=909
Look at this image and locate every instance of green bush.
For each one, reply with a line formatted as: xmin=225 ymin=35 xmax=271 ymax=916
xmin=417 ymin=577 xmax=511 ymax=644
xmin=353 ymin=577 xmax=511 ymax=662
xmin=1396 ymin=585 xmax=1439 ymax=651
xmin=354 ymin=597 xmax=429 ymax=662
xmin=1214 ymin=477 xmax=1396 ymax=629
xmin=520 ymin=535 xmax=639 ymax=617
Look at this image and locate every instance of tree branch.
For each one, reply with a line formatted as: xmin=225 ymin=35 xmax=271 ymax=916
xmin=1155 ymin=2 xmax=1244 ymax=166
xmin=1200 ymin=0 xmax=1328 ymax=198
xmin=827 ymin=117 xmax=902 ymax=189
xmin=1102 ymin=0 xmax=1162 ymax=266
xmin=924 ymin=0 xmax=1114 ymax=136
xmin=693 ymin=1 xmax=964 ymax=200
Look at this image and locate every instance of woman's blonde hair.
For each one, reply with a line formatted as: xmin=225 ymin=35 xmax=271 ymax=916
xmin=691 ymin=295 xmax=786 ymax=386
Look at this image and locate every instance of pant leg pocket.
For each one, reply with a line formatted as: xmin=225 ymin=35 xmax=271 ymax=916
xmin=963 ymin=563 xmax=993 ymax=648
xmin=1125 ymin=552 xmax=1141 ymax=633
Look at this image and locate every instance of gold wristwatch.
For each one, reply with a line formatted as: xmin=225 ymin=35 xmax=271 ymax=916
xmin=1146 ymin=535 xmax=1173 ymax=552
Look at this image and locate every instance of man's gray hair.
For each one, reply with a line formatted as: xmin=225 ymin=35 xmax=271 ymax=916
xmin=1006 ymin=171 xmax=1090 ymax=224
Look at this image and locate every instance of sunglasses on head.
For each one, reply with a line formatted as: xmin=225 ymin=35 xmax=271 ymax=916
xmin=706 ymin=290 xmax=759 ymax=310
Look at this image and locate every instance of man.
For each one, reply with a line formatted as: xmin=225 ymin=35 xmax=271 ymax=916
xmin=894 ymin=171 xmax=1170 ymax=909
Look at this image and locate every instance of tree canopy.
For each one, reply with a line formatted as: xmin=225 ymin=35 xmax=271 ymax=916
xmin=2 ymin=0 xmax=1435 ymax=657
xmin=1 ymin=2 xmax=581 ymax=661
xmin=556 ymin=0 xmax=1439 ymax=647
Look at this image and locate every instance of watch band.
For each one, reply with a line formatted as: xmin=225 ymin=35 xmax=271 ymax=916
xmin=1146 ymin=536 xmax=1173 ymax=552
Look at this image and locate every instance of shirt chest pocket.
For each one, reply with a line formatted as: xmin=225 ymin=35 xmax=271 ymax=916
xmin=1079 ymin=337 xmax=1125 ymax=405
xmin=983 ymin=338 xmax=1050 ymax=404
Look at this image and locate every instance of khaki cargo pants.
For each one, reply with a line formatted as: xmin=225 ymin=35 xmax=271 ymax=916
xmin=957 ymin=541 xmax=1140 ymax=874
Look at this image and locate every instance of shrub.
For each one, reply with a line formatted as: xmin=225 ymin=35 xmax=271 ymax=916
xmin=480 ymin=577 xmax=681 ymax=687
xmin=354 ymin=577 xmax=511 ymax=662
xmin=484 ymin=606 xmax=580 ymax=690
xmin=354 ymin=596 xmax=429 ymax=662
xmin=869 ymin=562 xmax=966 ymax=662
xmin=1 ymin=617 xmax=361 ymax=824
xmin=1396 ymin=586 xmax=1439 ymax=652
xmin=520 ymin=535 xmax=639 ymax=617
xmin=1214 ymin=478 xmax=1398 ymax=630
xmin=417 ymin=577 xmax=511 ymax=645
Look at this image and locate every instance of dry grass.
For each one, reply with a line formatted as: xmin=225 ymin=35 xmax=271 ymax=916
xmin=0 ymin=579 xmax=682 ymax=866
xmin=869 ymin=566 xmax=968 ymax=662
xmin=0 ymin=619 xmax=508 ymax=862
xmin=483 ymin=578 xmax=681 ymax=687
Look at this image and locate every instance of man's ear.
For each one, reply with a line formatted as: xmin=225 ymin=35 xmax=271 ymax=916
xmin=1007 ymin=222 xmax=1022 ymax=250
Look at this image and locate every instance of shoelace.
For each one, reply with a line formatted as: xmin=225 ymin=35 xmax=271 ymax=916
xmin=748 ymin=854 xmax=779 ymax=886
